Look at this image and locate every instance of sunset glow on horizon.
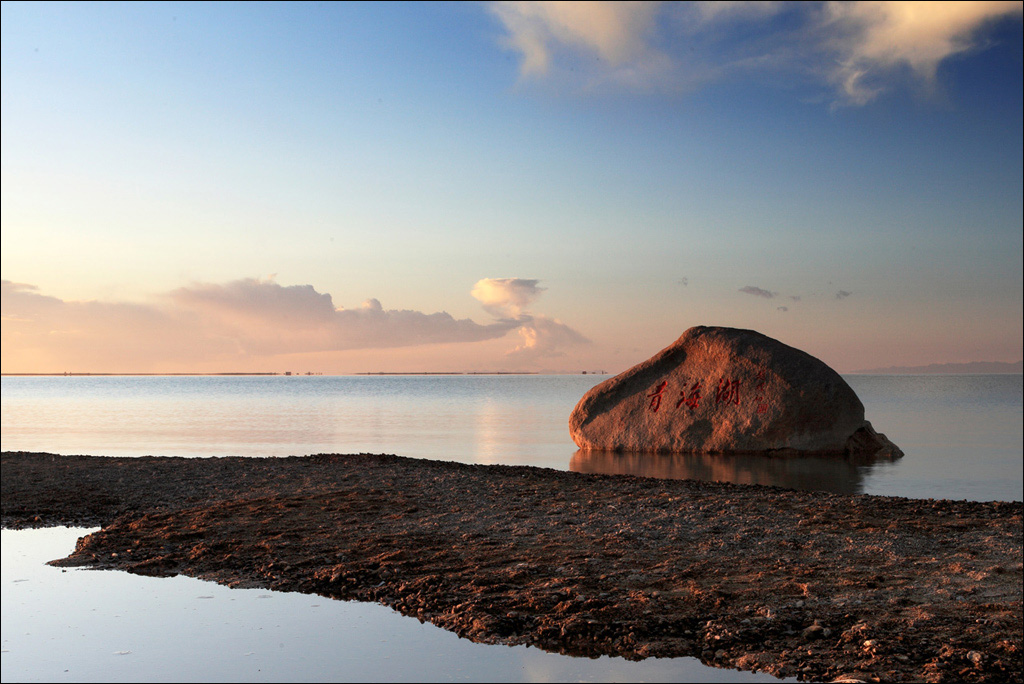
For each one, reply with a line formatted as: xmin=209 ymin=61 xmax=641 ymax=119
xmin=2 ymin=2 xmax=1022 ymax=375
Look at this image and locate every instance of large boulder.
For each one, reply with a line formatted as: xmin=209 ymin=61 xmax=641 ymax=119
xmin=570 ymin=326 xmax=901 ymax=456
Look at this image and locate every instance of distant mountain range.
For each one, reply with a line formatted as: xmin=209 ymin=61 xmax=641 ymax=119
xmin=850 ymin=360 xmax=1023 ymax=375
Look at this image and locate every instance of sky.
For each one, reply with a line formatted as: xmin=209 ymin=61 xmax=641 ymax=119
xmin=2 ymin=1 xmax=1022 ymax=374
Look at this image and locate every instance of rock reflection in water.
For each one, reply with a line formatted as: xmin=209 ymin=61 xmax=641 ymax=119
xmin=570 ymin=450 xmax=902 ymax=494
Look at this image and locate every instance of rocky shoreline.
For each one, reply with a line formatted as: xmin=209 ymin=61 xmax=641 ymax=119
xmin=2 ymin=451 xmax=1021 ymax=682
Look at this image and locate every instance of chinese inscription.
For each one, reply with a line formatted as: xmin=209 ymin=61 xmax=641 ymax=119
xmin=715 ymin=378 xmax=741 ymax=406
xmin=675 ymin=381 xmax=702 ymax=411
xmin=755 ymin=368 xmax=769 ymax=414
xmin=646 ymin=369 xmax=774 ymax=415
xmin=647 ymin=380 xmax=668 ymax=412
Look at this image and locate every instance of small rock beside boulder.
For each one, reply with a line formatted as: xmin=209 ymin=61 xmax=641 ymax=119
xmin=569 ymin=326 xmax=901 ymax=456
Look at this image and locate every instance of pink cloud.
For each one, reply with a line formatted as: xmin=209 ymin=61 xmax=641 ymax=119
xmin=1 ymin=279 xmax=518 ymax=372
xmin=2 ymin=277 xmax=592 ymax=372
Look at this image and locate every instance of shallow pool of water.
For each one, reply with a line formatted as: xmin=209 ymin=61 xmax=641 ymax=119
xmin=1 ymin=527 xmax=793 ymax=683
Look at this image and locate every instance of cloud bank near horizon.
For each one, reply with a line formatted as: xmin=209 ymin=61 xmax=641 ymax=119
xmin=1 ymin=278 xmax=588 ymax=371
xmin=509 ymin=314 xmax=591 ymax=360
xmin=492 ymin=1 xmax=1022 ymax=103
xmin=471 ymin=277 xmax=590 ymax=358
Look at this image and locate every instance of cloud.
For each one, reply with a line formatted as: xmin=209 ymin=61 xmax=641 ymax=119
xmin=470 ymin=277 xmax=590 ymax=359
xmin=164 ymin=279 xmax=519 ymax=355
xmin=2 ymin=277 xmax=593 ymax=372
xmin=490 ymin=1 xmax=1022 ymax=103
xmin=1 ymin=278 xmax=519 ymax=371
xmin=491 ymin=1 xmax=665 ymax=77
xmin=836 ymin=290 xmax=853 ymax=299
xmin=168 ymin=279 xmax=338 ymax=329
xmin=826 ymin=1 xmax=1023 ymax=104
xmin=2 ymin=280 xmax=212 ymax=371
xmin=508 ymin=315 xmax=591 ymax=359
xmin=739 ymin=285 xmax=777 ymax=299
xmin=471 ymin=277 xmax=546 ymax=319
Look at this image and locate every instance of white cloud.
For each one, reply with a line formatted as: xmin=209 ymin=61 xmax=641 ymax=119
xmin=508 ymin=315 xmax=591 ymax=359
xmin=470 ymin=277 xmax=590 ymax=360
xmin=491 ymin=1 xmax=679 ymax=91
xmin=471 ymin=277 xmax=546 ymax=319
xmin=490 ymin=1 xmax=1022 ymax=103
xmin=492 ymin=1 xmax=664 ymax=76
xmin=826 ymin=1 xmax=1023 ymax=104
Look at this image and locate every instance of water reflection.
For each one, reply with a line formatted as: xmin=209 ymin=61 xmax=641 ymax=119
xmin=2 ymin=527 xmax=791 ymax=683
xmin=570 ymin=449 xmax=903 ymax=495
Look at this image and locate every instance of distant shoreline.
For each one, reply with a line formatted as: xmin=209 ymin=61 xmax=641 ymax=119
xmin=1 ymin=372 xmax=283 ymax=377
xmin=848 ymin=360 xmax=1023 ymax=375
xmin=0 ymin=371 xmax=599 ymax=377
xmin=3 ymin=369 xmax=1020 ymax=377
xmin=356 ymin=371 xmax=539 ymax=375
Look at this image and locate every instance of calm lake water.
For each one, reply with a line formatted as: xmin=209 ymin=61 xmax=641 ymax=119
xmin=1 ymin=373 xmax=1020 ymax=682
xmin=2 ymin=373 xmax=1021 ymax=500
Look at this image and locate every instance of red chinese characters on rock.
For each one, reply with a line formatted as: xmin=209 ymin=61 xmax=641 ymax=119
xmin=754 ymin=369 xmax=769 ymax=414
xmin=675 ymin=381 xmax=702 ymax=411
xmin=646 ymin=373 xmax=770 ymax=415
xmin=647 ymin=380 xmax=668 ymax=412
xmin=715 ymin=378 xmax=741 ymax=406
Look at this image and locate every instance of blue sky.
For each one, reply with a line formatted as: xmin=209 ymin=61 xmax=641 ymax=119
xmin=2 ymin=1 xmax=1022 ymax=373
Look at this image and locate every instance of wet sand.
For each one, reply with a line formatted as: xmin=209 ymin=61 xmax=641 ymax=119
xmin=2 ymin=451 xmax=1021 ymax=683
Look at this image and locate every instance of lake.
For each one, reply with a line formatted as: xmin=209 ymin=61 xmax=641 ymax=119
xmin=2 ymin=373 xmax=1021 ymax=500
xmin=1 ymin=373 xmax=1020 ymax=682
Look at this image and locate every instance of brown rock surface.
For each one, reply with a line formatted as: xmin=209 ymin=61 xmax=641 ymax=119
xmin=570 ymin=326 xmax=901 ymax=455
xmin=3 ymin=451 xmax=1021 ymax=683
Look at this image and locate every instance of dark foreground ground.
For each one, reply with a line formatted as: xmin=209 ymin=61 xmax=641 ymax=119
xmin=2 ymin=451 xmax=1021 ymax=683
